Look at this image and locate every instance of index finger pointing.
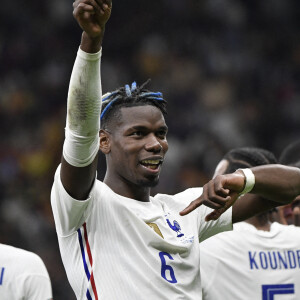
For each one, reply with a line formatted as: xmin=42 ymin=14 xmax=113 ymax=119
xmin=180 ymin=199 xmax=203 ymax=216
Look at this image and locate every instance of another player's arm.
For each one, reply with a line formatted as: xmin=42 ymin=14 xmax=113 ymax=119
xmin=61 ymin=0 xmax=112 ymax=200
xmin=180 ymin=164 xmax=300 ymax=222
xmin=231 ymin=165 xmax=300 ymax=222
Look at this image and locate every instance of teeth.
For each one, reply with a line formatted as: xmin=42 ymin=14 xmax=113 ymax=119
xmin=142 ymin=160 xmax=161 ymax=165
xmin=148 ymin=165 xmax=157 ymax=170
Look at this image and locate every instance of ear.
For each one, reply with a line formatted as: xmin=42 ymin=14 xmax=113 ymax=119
xmin=99 ymin=129 xmax=111 ymax=154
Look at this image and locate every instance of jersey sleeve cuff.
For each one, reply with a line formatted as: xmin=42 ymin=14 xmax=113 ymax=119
xmin=78 ymin=47 xmax=102 ymax=61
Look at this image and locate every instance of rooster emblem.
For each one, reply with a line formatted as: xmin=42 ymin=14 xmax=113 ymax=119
xmin=166 ymin=217 xmax=184 ymax=238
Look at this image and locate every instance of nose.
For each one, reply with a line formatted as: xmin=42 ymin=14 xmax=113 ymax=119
xmin=145 ymin=134 xmax=163 ymax=153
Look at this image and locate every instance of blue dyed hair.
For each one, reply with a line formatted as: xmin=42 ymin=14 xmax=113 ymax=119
xmin=100 ymin=80 xmax=167 ymax=128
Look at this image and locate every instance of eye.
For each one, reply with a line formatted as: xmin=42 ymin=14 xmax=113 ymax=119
xmin=131 ymin=131 xmax=144 ymax=137
xmin=157 ymin=130 xmax=167 ymax=139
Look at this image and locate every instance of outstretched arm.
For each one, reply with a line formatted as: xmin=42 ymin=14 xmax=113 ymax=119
xmin=180 ymin=164 xmax=300 ymax=223
xmin=61 ymin=0 xmax=112 ymax=200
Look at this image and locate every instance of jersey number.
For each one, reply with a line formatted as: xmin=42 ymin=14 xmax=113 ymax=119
xmin=159 ymin=252 xmax=177 ymax=283
xmin=262 ymin=284 xmax=294 ymax=300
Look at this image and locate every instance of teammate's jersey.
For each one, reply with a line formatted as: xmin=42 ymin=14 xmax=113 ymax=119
xmin=200 ymin=221 xmax=300 ymax=300
xmin=51 ymin=165 xmax=232 ymax=300
xmin=0 ymin=244 xmax=52 ymax=300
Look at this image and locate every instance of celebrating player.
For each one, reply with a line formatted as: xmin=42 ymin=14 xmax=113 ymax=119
xmin=200 ymin=147 xmax=300 ymax=299
xmin=51 ymin=1 xmax=300 ymax=298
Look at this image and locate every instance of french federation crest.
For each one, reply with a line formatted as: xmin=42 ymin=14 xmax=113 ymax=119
xmin=165 ymin=214 xmax=184 ymax=238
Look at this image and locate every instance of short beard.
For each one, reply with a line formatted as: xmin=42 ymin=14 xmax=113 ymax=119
xmin=136 ymin=176 xmax=160 ymax=188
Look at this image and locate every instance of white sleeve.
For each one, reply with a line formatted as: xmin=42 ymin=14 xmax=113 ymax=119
xmin=63 ymin=47 xmax=102 ymax=167
xmin=17 ymin=254 xmax=52 ymax=300
xmin=200 ymin=240 xmax=222 ymax=300
xmin=198 ymin=206 xmax=232 ymax=242
xmin=51 ymin=164 xmax=96 ymax=236
xmin=21 ymin=275 xmax=52 ymax=300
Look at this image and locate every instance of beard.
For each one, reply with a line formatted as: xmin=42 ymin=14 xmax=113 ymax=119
xmin=136 ymin=175 xmax=160 ymax=188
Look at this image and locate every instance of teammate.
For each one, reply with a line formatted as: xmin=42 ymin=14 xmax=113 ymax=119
xmin=0 ymin=243 xmax=52 ymax=299
xmin=279 ymin=140 xmax=300 ymax=226
xmin=51 ymin=1 xmax=300 ymax=299
xmin=280 ymin=140 xmax=300 ymax=169
xmin=200 ymin=147 xmax=300 ymax=300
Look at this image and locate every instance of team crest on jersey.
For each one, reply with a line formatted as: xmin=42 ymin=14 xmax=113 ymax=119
xmin=146 ymin=222 xmax=164 ymax=239
xmin=165 ymin=213 xmax=184 ymax=238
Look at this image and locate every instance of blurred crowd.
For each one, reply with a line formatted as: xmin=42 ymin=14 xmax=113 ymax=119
xmin=1 ymin=0 xmax=300 ymax=298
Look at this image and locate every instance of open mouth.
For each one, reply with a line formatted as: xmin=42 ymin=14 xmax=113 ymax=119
xmin=140 ymin=159 xmax=163 ymax=170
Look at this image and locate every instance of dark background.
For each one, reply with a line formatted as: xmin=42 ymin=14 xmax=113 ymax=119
xmin=0 ymin=0 xmax=299 ymax=298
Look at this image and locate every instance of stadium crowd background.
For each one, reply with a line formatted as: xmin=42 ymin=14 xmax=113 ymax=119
xmin=0 ymin=0 xmax=299 ymax=298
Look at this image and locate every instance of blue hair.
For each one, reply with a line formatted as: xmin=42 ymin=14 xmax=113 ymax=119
xmin=100 ymin=81 xmax=167 ymax=124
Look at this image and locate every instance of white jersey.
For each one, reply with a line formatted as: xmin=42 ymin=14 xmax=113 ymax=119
xmin=0 ymin=244 xmax=52 ymax=300
xmin=200 ymin=221 xmax=300 ymax=300
xmin=51 ymin=165 xmax=232 ymax=300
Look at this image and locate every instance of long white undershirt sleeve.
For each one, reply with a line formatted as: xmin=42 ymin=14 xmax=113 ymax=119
xmin=63 ymin=47 xmax=102 ymax=167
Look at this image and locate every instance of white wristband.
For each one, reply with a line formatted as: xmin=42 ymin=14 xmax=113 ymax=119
xmin=238 ymin=168 xmax=255 ymax=195
xmin=63 ymin=129 xmax=99 ymax=167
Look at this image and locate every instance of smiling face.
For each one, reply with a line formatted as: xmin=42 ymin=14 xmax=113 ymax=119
xmin=101 ymin=105 xmax=168 ymax=189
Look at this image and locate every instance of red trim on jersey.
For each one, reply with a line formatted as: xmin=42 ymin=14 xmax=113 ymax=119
xmin=83 ymin=222 xmax=99 ymax=300
xmin=90 ymin=272 xmax=98 ymax=300
xmin=83 ymin=223 xmax=93 ymax=265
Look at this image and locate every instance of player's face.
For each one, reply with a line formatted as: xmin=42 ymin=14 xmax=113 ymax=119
xmin=107 ymin=105 xmax=168 ymax=187
xmin=284 ymin=196 xmax=300 ymax=225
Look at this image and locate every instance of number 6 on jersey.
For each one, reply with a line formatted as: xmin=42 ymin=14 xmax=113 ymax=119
xmin=159 ymin=252 xmax=177 ymax=284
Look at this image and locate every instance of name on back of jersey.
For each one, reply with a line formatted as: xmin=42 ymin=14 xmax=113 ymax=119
xmin=249 ymin=249 xmax=300 ymax=270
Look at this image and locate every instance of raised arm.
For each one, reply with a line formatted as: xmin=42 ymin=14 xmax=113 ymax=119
xmin=180 ymin=164 xmax=300 ymax=222
xmin=61 ymin=0 xmax=112 ymax=200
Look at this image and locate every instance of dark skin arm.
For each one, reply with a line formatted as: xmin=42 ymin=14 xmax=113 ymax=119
xmin=60 ymin=0 xmax=112 ymax=200
xmin=180 ymin=164 xmax=300 ymax=223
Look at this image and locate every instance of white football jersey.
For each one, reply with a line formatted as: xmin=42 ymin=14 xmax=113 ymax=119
xmin=0 ymin=244 xmax=52 ymax=300
xmin=51 ymin=165 xmax=232 ymax=299
xmin=200 ymin=221 xmax=300 ymax=300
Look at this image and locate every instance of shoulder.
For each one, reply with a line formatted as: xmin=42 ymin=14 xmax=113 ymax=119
xmin=233 ymin=221 xmax=256 ymax=231
xmin=271 ymin=222 xmax=300 ymax=234
xmin=272 ymin=221 xmax=300 ymax=230
xmin=15 ymin=248 xmax=47 ymax=271
xmin=0 ymin=244 xmax=34 ymax=259
xmin=0 ymin=244 xmax=48 ymax=275
xmin=173 ymin=187 xmax=204 ymax=201
xmin=200 ymin=222 xmax=247 ymax=252
xmin=155 ymin=187 xmax=203 ymax=210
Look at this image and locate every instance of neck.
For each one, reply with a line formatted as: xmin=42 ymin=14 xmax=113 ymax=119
xmin=245 ymin=213 xmax=271 ymax=231
xmin=104 ymin=173 xmax=151 ymax=202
